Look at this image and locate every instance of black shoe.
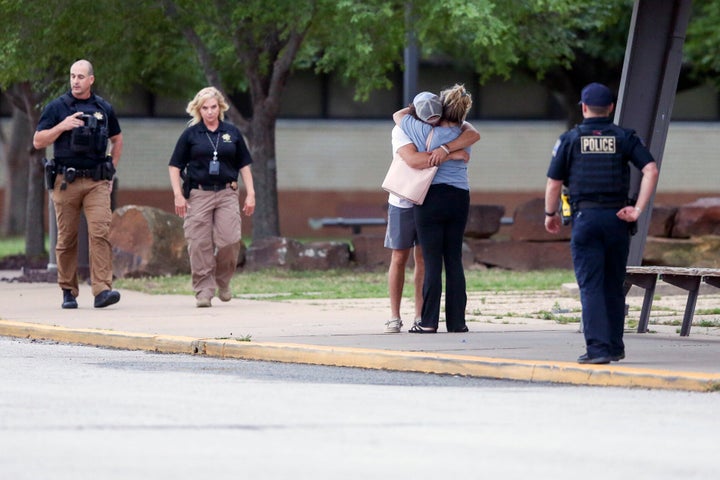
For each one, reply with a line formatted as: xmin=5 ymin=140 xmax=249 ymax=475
xmin=94 ymin=290 xmax=120 ymax=308
xmin=611 ymin=351 xmax=626 ymax=362
xmin=448 ymin=326 xmax=469 ymax=333
xmin=577 ymin=353 xmax=612 ymax=365
xmin=62 ymin=289 xmax=78 ymax=309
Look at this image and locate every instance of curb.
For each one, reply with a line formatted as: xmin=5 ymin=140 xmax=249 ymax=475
xmin=1 ymin=320 xmax=719 ymax=392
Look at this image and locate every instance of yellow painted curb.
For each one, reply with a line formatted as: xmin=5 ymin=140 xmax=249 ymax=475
xmin=1 ymin=320 xmax=719 ymax=392
xmin=0 ymin=320 xmax=199 ymax=355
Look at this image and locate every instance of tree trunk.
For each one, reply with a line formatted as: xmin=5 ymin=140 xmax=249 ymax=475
xmin=1 ymin=107 xmax=31 ymax=236
xmin=25 ymin=149 xmax=46 ymax=258
xmin=247 ymin=112 xmax=280 ymax=241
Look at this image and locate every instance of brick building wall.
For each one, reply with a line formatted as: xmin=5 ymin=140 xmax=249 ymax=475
xmin=2 ymin=119 xmax=720 ymax=238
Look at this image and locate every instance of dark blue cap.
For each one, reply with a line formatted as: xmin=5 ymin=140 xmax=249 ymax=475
xmin=579 ymin=83 xmax=613 ymax=107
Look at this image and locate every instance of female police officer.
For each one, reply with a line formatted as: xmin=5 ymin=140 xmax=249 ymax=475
xmin=168 ymin=87 xmax=255 ymax=307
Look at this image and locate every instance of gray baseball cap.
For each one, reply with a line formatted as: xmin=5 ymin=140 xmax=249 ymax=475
xmin=413 ymin=91 xmax=442 ymax=122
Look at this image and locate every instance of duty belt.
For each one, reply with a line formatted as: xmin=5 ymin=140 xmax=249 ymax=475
xmin=575 ymin=200 xmax=626 ymax=210
xmin=60 ymin=166 xmax=96 ymax=178
xmin=194 ymin=181 xmax=238 ymax=192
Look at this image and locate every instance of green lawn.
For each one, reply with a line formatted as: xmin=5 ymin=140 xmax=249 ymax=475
xmin=114 ymin=268 xmax=576 ymax=300
xmin=1 ymin=236 xmax=576 ymax=300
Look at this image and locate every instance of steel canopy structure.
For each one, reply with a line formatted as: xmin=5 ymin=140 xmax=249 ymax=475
xmin=618 ymin=0 xmax=692 ymax=266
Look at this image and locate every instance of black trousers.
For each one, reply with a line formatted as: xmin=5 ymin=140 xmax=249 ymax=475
xmin=413 ymin=184 xmax=469 ymax=331
xmin=570 ymin=208 xmax=630 ymax=358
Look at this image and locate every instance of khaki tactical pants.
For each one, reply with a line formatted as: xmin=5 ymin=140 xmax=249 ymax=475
xmin=184 ymin=188 xmax=242 ymax=300
xmin=51 ymin=176 xmax=114 ymax=297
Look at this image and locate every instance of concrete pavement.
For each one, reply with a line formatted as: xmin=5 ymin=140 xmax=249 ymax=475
xmin=0 ymin=277 xmax=719 ymax=392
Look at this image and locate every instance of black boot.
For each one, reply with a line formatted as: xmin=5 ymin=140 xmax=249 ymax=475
xmin=62 ymin=289 xmax=78 ymax=309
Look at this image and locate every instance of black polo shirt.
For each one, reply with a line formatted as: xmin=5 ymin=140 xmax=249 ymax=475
xmin=168 ymin=120 xmax=252 ymax=185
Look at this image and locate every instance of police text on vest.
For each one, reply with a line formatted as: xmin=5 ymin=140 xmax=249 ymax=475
xmin=580 ymin=136 xmax=616 ymax=153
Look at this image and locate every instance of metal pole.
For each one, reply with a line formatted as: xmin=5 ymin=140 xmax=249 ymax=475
xmin=403 ymin=2 xmax=419 ymax=106
xmin=47 ymin=195 xmax=57 ymax=271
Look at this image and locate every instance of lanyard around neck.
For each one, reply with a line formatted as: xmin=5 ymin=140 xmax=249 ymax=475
xmin=205 ymin=131 xmax=220 ymax=161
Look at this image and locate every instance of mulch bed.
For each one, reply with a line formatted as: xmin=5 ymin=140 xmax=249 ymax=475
xmin=0 ymin=254 xmax=57 ymax=283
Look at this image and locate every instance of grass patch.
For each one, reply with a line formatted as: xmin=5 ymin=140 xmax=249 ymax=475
xmin=0 ymin=237 xmax=28 ymax=258
xmin=535 ymin=309 xmax=581 ymax=324
xmin=697 ymin=319 xmax=720 ymax=328
xmin=114 ymin=268 xmax=576 ymax=301
xmin=215 ymin=335 xmax=252 ymax=342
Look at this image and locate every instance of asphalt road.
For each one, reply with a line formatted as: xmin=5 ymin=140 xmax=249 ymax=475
xmin=1 ymin=337 xmax=718 ymax=480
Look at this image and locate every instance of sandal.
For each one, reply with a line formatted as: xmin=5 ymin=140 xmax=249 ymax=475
xmin=408 ymin=324 xmax=437 ymax=334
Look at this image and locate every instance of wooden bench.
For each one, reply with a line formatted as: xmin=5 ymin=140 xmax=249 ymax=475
xmin=308 ymin=217 xmax=387 ymax=234
xmin=624 ymin=266 xmax=720 ymax=336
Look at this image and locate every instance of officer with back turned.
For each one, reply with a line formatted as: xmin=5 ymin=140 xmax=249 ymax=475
xmin=33 ymin=59 xmax=123 ymax=309
xmin=544 ymin=82 xmax=659 ymax=364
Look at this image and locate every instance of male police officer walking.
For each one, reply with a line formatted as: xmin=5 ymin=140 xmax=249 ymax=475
xmin=544 ymin=82 xmax=659 ymax=364
xmin=33 ymin=59 xmax=123 ymax=309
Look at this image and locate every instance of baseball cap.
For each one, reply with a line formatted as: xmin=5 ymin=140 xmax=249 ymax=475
xmin=413 ymin=91 xmax=442 ymax=122
xmin=579 ymin=83 xmax=613 ymax=107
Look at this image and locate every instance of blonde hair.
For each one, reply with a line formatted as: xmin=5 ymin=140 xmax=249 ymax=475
xmin=440 ymin=84 xmax=472 ymax=124
xmin=186 ymin=87 xmax=229 ymax=125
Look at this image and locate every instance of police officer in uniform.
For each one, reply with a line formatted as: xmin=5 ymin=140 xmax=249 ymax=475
xmin=33 ymin=59 xmax=123 ymax=309
xmin=544 ymin=83 xmax=659 ymax=364
xmin=168 ymin=87 xmax=255 ymax=308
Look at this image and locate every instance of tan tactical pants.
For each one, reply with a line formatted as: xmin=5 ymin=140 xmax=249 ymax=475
xmin=51 ymin=176 xmax=114 ymax=297
xmin=184 ymin=188 xmax=242 ymax=300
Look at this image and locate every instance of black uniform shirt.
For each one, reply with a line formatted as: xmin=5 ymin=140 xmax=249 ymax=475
xmin=168 ymin=120 xmax=252 ymax=185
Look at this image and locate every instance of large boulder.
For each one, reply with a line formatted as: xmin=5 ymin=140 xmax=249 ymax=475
xmin=245 ymin=237 xmax=351 ymax=270
xmin=293 ymin=241 xmax=351 ymax=270
xmin=643 ymin=235 xmax=720 ymax=268
xmin=351 ymin=234 xmax=389 ymax=269
xmin=671 ymin=198 xmax=720 ymax=238
xmin=466 ymin=238 xmax=573 ymax=270
xmin=647 ymin=205 xmax=677 ymax=238
xmin=245 ymin=237 xmax=302 ymax=270
xmin=511 ymin=198 xmax=571 ymax=242
xmin=110 ymin=205 xmax=190 ymax=278
xmin=465 ymin=204 xmax=505 ymax=239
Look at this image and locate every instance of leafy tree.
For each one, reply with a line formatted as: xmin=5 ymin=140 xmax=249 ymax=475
xmin=6 ymin=0 xmax=706 ymax=252
xmin=0 ymin=0 xmax=198 ymax=256
xmin=685 ymin=0 xmax=720 ymax=89
xmin=159 ymin=0 xmax=599 ymax=240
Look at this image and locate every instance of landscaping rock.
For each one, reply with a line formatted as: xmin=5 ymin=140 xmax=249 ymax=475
xmin=109 ymin=205 xmax=190 ymax=278
xmin=465 ymin=204 xmax=505 ymax=239
xmin=511 ymin=198 xmax=571 ymax=242
xmin=671 ymin=197 xmax=720 ymax=238
xmin=293 ymin=241 xmax=351 ymax=270
xmin=467 ymin=238 xmax=573 ymax=270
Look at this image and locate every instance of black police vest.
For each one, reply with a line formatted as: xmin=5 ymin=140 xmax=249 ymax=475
xmin=53 ymin=93 xmax=110 ymax=165
xmin=566 ymin=123 xmax=631 ymax=204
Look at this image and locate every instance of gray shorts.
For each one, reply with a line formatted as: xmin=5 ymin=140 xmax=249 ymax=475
xmin=384 ymin=204 xmax=418 ymax=250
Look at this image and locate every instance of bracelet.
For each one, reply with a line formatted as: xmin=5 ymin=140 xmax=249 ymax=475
xmin=634 ymin=206 xmax=642 ymax=213
xmin=545 ymin=211 xmax=557 ymax=217
xmin=439 ymin=144 xmax=450 ymax=154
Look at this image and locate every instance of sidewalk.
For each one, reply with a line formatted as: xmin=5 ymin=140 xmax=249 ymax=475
xmin=0 ymin=276 xmax=719 ymax=392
